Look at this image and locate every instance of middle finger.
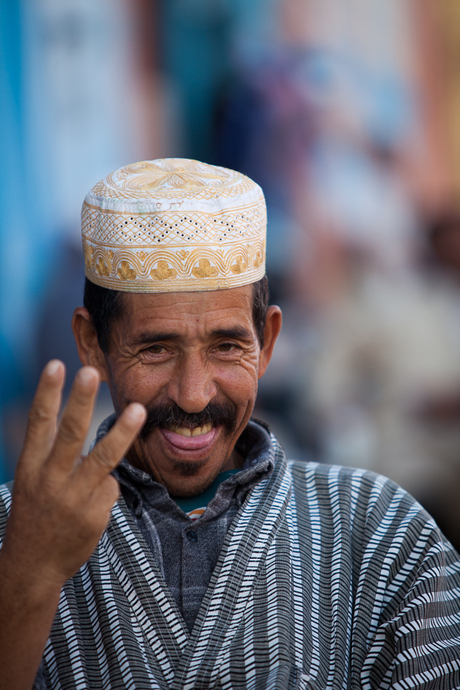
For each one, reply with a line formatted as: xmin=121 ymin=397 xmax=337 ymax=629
xmin=48 ymin=367 xmax=100 ymax=474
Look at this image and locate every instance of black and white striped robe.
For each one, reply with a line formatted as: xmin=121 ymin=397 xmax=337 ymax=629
xmin=1 ymin=433 xmax=460 ymax=689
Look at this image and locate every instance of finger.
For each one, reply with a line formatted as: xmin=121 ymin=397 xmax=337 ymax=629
xmin=19 ymin=360 xmax=65 ymax=470
xmin=48 ymin=367 xmax=100 ymax=472
xmin=78 ymin=403 xmax=146 ymax=485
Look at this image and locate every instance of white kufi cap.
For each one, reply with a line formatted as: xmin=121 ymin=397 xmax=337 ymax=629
xmin=81 ymin=158 xmax=266 ymax=292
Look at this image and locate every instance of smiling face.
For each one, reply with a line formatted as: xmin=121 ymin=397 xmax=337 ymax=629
xmin=73 ymin=285 xmax=281 ymax=497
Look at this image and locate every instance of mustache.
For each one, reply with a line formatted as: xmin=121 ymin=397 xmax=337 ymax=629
xmin=139 ymin=400 xmax=238 ymax=441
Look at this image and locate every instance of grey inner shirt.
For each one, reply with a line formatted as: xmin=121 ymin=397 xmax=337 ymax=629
xmin=111 ymin=418 xmax=274 ymax=631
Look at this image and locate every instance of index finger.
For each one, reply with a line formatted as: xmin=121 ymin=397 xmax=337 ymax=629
xmin=77 ymin=403 xmax=146 ymax=485
xmin=19 ymin=360 xmax=65 ymax=471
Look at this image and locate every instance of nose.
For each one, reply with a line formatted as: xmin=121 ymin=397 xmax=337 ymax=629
xmin=166 ymin=351 xmax=217 ymax=413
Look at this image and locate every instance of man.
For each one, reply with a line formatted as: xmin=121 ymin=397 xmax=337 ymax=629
xmin=0 ymin=158 xmax=459 ymax=690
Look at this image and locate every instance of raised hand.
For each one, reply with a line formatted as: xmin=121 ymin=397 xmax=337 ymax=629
xmin=0 ymin=360 xmax=146 ymax=690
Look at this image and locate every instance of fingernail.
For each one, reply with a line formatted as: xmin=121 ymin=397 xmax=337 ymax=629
xmin=78 ymin=367 xmax=97 ymax=386
xmin=46 ymin=360 xmax=61 ymax=376
xmin=126 ymin=403 xmax=146 ymax=423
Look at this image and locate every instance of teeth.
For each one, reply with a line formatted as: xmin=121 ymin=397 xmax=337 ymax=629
xmin=170 ymin=423 xmax=212 ymax=437
xmin=192 ymin=423 xmax=212 ymax=437
xmin=173 ymin=427 xmax=191 ymax=437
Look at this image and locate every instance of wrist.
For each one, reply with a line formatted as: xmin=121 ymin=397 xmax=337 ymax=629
xmin=0 ymin=548 xmax=65 ymax=608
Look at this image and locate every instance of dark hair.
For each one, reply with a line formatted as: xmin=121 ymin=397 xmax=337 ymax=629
xmin=83 ymin=275 xmax=270 ymax=353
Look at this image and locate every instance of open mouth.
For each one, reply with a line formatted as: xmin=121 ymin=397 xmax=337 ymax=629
xmin=160 ymin=423 xmax=218 ymax=451
xmin=139 ymin=401 xmax=237 ymax=444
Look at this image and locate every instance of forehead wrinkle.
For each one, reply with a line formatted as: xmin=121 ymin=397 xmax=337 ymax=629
xmin=117 ymin=286 xmax=256 ymax=344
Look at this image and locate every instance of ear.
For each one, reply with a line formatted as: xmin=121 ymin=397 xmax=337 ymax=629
xmin=258 ymin=305 xmax=282 ymax=379
xmin=71 ymin=307 xmax=109 ymax=382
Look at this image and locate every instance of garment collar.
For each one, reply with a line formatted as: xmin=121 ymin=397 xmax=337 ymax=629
xmin=93 ymin=415 xmax=274 ymax=508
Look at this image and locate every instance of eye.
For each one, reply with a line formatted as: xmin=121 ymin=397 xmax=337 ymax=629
xmin=142 ymin=343 xmax=170 ymax=357
xmin=138 ymin=342 xmax=174 ymax=363
xmin=216 ymin=342 xmax=240 ymax=353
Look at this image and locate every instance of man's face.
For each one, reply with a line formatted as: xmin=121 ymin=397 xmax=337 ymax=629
xmin=92 ymin=285 xmax=279 ymax=497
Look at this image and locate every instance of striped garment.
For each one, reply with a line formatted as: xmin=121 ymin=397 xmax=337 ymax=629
xmin=1 ymin=433 xmax=460 ymax=689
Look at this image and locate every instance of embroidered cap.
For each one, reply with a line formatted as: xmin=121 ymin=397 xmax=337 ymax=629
xmin=81 ymin=158 xmax=266 ymax=292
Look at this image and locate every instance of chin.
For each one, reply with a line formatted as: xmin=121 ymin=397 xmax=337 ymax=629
xmin=170 ymin=458 xmax=208 ymax=477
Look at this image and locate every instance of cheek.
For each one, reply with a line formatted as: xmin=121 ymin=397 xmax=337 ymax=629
xmin=109 ymin=365 xmax=167 ymax=409
xmin=218 ymin=362 xmax=259 ymax=405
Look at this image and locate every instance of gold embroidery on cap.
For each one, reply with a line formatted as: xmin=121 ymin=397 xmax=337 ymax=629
xmin=94 ymin=159 xmax=251 ymax=200
xmin=151 ymin=261 xmax=177 ymax=280
xmin=230 ymin=256 xmax=247 ymax=275
xmin=253 ymin=249 xmax=264 ymax=269
xmin=96 ymin=258 xmax=110 ymax=277
xmin=192 ymin=259 xmax=219 ymax=279
xmin=83 ymin=243 xmax=94 ymax=270
xmin=117 ymin=261 xmax=137 ymax=281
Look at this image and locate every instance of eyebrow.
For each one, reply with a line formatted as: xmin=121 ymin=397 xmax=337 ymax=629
xmin=131 ymin=326 xmax=253 ymax=346
xmin=212 ymin=327 xmax=253 ymax=341
xmin=132 ymin=331 xmax=181 ymax=346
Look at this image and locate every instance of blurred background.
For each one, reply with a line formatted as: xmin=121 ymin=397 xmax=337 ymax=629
xmin=3 ymin=0 xmax=460 ymax=549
